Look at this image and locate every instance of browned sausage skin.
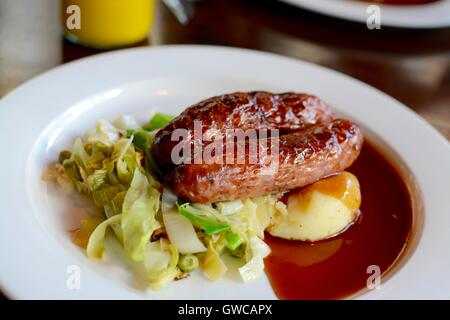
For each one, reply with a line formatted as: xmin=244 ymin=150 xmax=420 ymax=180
xmin=166 ymin=119 xmax=364 ymax=203
xmin=151 ymin=91 xmax=335 ymax=173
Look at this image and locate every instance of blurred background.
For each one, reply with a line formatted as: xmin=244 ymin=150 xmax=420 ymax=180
xmin=0 ymin=0 xmax=449 ymax=299
xmin=1 ymin=0 xmax=449 ymax=141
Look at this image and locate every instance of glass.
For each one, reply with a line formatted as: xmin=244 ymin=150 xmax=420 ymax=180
xmin=61 ymin=0 xmax=155 ymax=49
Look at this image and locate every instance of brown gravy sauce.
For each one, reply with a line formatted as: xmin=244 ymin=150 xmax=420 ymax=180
xmin=264 ymin=141 xmax=413 ymax=300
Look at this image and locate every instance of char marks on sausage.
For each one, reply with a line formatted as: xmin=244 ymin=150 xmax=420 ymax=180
xmin=151 ymin=91 xmax=335 ymax=173
xmin=166 ymin=119 xmax=363 ymax=203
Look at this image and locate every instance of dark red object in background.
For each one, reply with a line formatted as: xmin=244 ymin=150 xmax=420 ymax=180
xmin=358 ymin=0 xmax=440 ymax=5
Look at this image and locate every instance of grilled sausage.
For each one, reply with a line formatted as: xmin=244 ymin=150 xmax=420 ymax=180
xmin=166 ymin=119 xmax=363 ymax=203
xmin=152 ymin=91 xmax=335 ymax=173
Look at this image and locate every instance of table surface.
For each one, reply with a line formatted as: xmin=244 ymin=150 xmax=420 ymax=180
xmin=0 ymin=0 xmax=449 ymax=299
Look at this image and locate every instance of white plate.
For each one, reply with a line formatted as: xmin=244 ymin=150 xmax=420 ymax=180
xmin=0 ymin=45 xmax=449 ymax=299
xmin=277 ymin=0 xmax=450 ymax=28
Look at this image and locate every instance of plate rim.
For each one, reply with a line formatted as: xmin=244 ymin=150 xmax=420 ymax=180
xmin=0 ymin=45 xmax=449 ymax=299
xmin=277 ymin=0 xmax=450 ymax=28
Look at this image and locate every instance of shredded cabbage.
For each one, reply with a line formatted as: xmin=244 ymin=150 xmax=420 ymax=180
xmin=72 ymin=216 xmax=104 ymax=249
xmin=122 ymin=169 xmax=160 ymax=262
xmin=144 ymin=240 xmax=172 ymax=271
xmin=238 ymin=236 xmax=271 ymax=282
xmin=111 ymin=138 xmax=135 ymax=185
xmin=86 ymin=214 xmax=122 ymax=259
xmin=200 ymin=242 xmax=228 ymax=282
xmin=215 ymin=200 xmax=244 ymax=216
xmin=163 ymin=210 xmax=207 ymax=254
xmin=46 ymin=115 xmax=289 ymax=291
xmin=178 ymin=203 xmax=231 ymax=235
xmin=146 ymin=240 xmax=180 ymax=290
xmin=86 ymin=120 xmax=120 ymax=147
xmin=71 ymin=138 xmax=90 ymax=176
xmin=161 ymin=188 xmax=207 ymax=254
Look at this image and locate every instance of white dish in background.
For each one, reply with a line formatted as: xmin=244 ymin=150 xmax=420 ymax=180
xmin=277 ymin=0 xmax=450 ymax=28
xmin=0 ymin=45 xmax=449 ymax=299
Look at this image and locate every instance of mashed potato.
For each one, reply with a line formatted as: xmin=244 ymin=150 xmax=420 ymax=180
xmin=268 ymin=172 xmax=361 ymax=242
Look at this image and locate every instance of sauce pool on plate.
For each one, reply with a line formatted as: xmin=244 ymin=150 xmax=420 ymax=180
xmin=264 ymin=141 xmax=413 ymax=300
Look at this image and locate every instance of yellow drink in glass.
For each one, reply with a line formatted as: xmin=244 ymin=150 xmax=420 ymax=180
xmin=61 ymin=0 xmax=155 ymax=49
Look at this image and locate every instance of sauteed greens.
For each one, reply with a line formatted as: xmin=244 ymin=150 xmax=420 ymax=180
xmin=45 ymin=114 xmax=286 ymax=290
